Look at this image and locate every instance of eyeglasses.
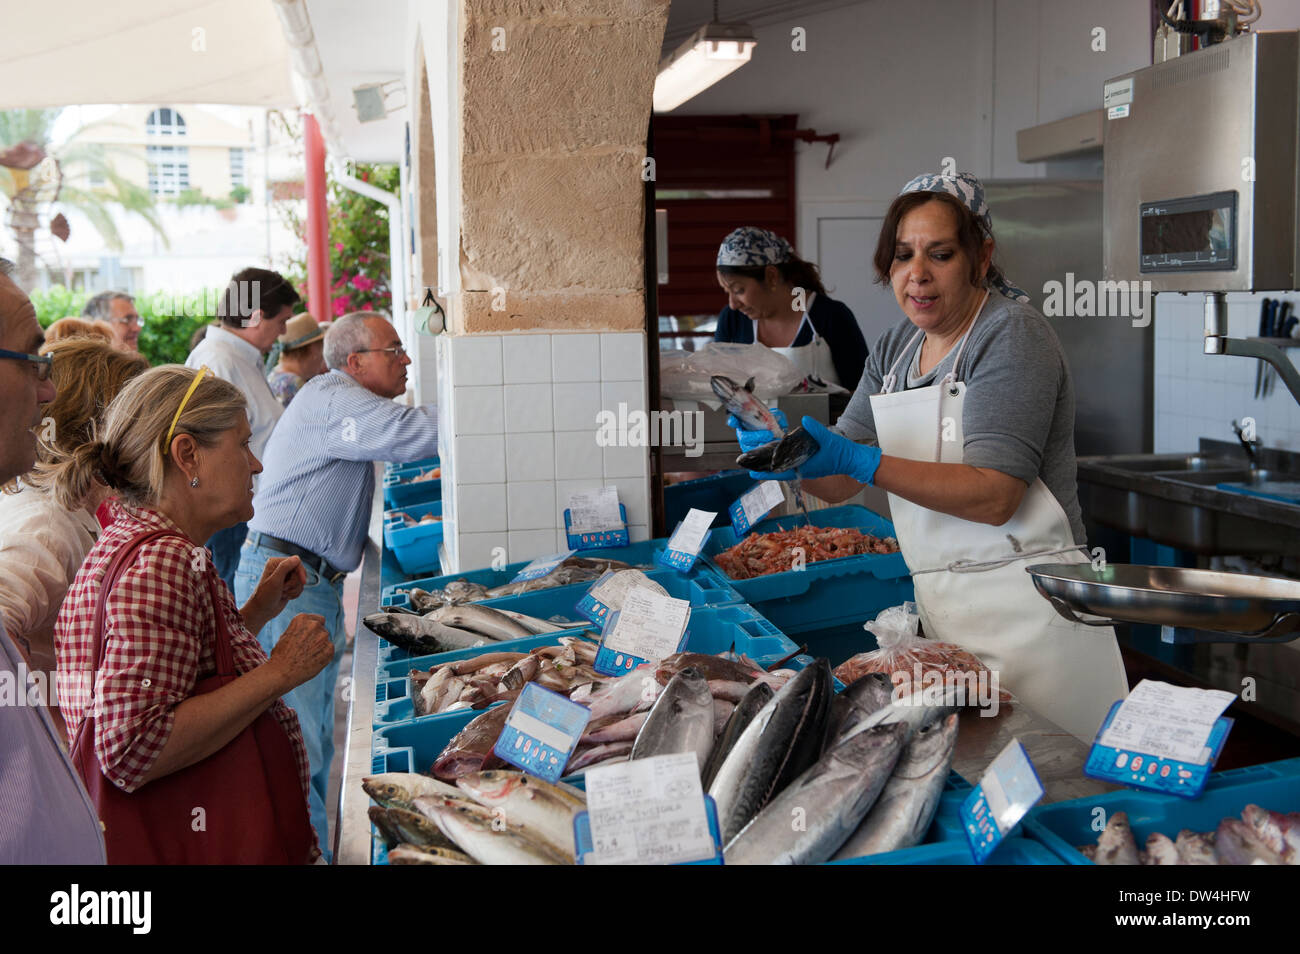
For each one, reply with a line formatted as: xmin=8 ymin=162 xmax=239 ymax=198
xmin=355 ymin=345 xmax=407 ymax=359
xmin=106 ymin=314 xmax=141 ymax=327
xmin=0 ymin=348 xmax=54 ymax=381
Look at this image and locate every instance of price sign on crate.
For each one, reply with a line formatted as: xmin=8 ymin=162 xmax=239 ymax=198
xmin=510 ymin=549 xmax=577 ymax=584
xmin=728 ymin=480 xmax=784 ymax=537
xmin=960 ymin=738 xmax=1045 ymax=864
xmin=564 ymin=487 xmax=629 ymax=549
xmin=575 ymin=568 xmax=663 ymax=626
xmin=1084 ymin=680 xmax=1235 ymax=798
xmin=656 ymin=508 xmax=715 ymax=572
xmin=593 ymin=588 xmax=690 ymax=676
xmin=493 ymin=683 xmax=592 ymax=783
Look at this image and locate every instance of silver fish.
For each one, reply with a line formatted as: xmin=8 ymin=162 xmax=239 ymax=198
xmin=387 ymin=844 xmax=479 ymax=865
xmin=494 ymin=609 xmax=586 ymax=635
xmin=585 ymin=664 xmax=661 ymax=720
xmin=1094 ymin=811 xmax=1141 ymax=865
xmin=456 ymin=770 xmax=585 ymax=862
xmin=736 ymin=426 xmax=819 ymax=472
xmin=711 ymin=375 xmax=785 ymax=438
xmin=724 ymin=721 xmax=908 ymax=865
xmin=830 ymin=712 xmax=958 ymax=860
xmin=837 ymin=688 xmax=956 ymax=747
xmin=708 ymin=660 xmax=833 ymax=844
xmin=825 ymin=673 xmax=896 ymax=743
xmin=629 ymin=667 xmax=715 ymax=771
xmin=382 ymin=805 xmax=462 ymax=850
xmin=425 ymin=604 xmax=535 ymax=641
xmin=419 ymin=796 xmax=570 ymax=865
xmin=363 ymin=612 xmax=495 ymax=655
xmin=566 ymin=741 xmax=634 ymax=773
xmin=701 ymin=681 xmax=773 ymax=790
xmin=362 ymin=772 xmax=463 ymax=810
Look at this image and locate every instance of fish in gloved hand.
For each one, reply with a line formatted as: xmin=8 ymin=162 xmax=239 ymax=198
xmin=713 ymin=375 xmax=785 ymax=439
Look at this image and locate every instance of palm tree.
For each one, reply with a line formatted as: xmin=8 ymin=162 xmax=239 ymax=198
xmin=0 ymin=108 xmax=167 ymax=291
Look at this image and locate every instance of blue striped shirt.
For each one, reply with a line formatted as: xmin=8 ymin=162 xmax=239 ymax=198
xmin=247 ymin=370 xmax=439 ymax=572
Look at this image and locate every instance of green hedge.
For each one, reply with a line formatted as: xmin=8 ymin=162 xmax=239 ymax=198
xmin=30 ymin=285 xmax=219 ymax=367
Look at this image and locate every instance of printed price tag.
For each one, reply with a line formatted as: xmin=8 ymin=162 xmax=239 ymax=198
xmin=593 ymin=589 xmax=690 ymax=676
xmin=510 ymin=549 xmax=577 ymax=584
xmin=1083 ymin=681 xmax=1235 ymax=798
xmin=656 ymin=508 xmax=715 ymax=572
xmin=573 ymin=753 xmax=722 ymax=865
xmin=568 ymin=487 xmax=623 ymax=533
xmin=493 ymin=683 xmax=592 ymax=783
xmin=728 ymin=480 xmax=784 ymax=537
xmin=960 ymin=739 xmax=1044 ymax=864
xmin=574 ymin=569 xmax=668 ymax=626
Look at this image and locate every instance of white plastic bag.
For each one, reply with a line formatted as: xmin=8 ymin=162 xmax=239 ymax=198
xmin=659 ymin=342 xmax=804 ymax=405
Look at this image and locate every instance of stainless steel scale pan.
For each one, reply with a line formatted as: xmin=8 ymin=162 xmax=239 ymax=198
xmin=1025 ymin=564 xmax=1300 ymax=643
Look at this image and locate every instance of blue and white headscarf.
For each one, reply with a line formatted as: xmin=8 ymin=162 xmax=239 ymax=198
xmin=898 ymin=173 xmax=1031 ymax=303
xmin=717 ymin=227 xmax=793 ymax=268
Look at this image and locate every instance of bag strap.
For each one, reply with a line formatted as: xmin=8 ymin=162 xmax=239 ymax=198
xmin=88 ymin=528 xmax=236 ymax=704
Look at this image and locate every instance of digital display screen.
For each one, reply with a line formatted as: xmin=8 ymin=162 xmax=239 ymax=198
xmin=1139 ymin=191 xmax=1237 ymax=272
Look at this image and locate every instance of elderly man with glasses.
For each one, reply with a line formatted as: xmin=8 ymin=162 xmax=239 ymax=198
xmin=233 ymin=309 xmax=437 ymax=858
xmin=82 ymin=290 xmax=142 ymax=354
xmin=0 ymin=257 xmax=106 ymax=864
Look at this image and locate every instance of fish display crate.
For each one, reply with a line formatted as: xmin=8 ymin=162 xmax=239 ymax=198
xmin=382 ymin=465 xmax=442 ymax=509
xmin=385 ymin=456 xmax=439 ymax=478
xmin=1022 ymin=757 xmax=1300 ymax=865
xmin=371 ymin=603 xmax=800 ymax=727
xmin=699 ymin=505 xmax=914 ymax=636
xmin=829 ymin=837 xmax=1061 ymax=866
xmin=664 ymin=470 xmax=757 ymax=530
xmin=382 ymin=501 xmax=445 ymax=576
xmin=379 ymin=537 xmax=684 ymax=611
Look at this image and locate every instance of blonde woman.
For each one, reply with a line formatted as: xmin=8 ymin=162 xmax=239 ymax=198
xmin=44 ymin=317 xmax=112 ymax=345
xmin=0 ymin=337 xmax=147 ymax=730
xmin=54 ymin=365 xmax=332 ymax=864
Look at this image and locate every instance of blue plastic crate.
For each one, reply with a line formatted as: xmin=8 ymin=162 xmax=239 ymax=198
xmin=1023 ymin=757 xmax=1300 ymax=865
xmin=664 ymin=470 xmax=757 ymax=530
xmin=383 ymin=501 xmax=445 ymax=576
xmin=700 ymin=505 xmax=914 ymax=636
xmin=385 ymin=456 xmax=439 ymax=478
xmin=382 ymin=466 xmax=442 ymax=509
xmin=485 ymin=564 xmax=742 ymax=624
xmin=379 ymin=538 xmax=676 ymax=612
xmin=372 ymin=604 xmax=801 ymax=726
xmin=829 ymin=837 xmax=1060 ymax=865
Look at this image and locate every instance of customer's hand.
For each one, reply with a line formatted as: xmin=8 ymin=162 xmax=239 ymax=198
xmin=268 ymin=614 xmax=333 ymax=692
xmin=250 ymin=555 xmax=307 ymax=621
xmin=729 ymin=408 xmax=788 ymax=453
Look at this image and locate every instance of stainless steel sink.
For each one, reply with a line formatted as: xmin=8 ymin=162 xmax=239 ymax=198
xmin=1153 ymin=468 xmax=1297 ymax=487
xmin=1095 ymin=454 xmax=1236 ymax=473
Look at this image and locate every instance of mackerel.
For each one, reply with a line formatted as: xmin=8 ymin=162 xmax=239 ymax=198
xmin=629 ymin=667 xmax=715 ymax=770
xmin=701 ymin=682 xmax=773 ymax=790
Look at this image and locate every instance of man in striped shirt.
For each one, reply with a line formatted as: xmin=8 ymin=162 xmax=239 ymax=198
xmin=233 ymin=311 xmax=438 ymax=856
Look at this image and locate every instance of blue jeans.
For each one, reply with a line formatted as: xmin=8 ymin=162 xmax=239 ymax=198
xmin=206 ymin=521 xmax=248 ymax=594
xmin=235 ymin=539 xmax=347 ymax=862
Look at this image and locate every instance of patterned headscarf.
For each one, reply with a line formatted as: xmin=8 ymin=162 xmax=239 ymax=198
xmin=717 ymin=227 xmax=793 ymax=268
xmin=898 ymin=173 xmax=1031 ymax=303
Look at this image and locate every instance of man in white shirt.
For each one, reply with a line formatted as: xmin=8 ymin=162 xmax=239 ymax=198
xmin=186 ymin=266 xmax=299 ymax=591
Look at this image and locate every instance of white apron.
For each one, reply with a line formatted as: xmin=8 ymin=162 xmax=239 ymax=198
xmin=754 ymin=293 xmax=841 ymax=387
xmin=868 ymin=295 xmax=1128 ymax=741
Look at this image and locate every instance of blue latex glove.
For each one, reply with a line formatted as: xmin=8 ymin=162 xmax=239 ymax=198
xmin=755 ymin=415 xmax=883 ymax=485
xmin=727 ymin=408 xmax=788 ymax=453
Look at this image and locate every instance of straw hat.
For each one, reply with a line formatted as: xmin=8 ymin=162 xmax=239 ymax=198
xmin=279 ymin=313 xmax=325 ymax=351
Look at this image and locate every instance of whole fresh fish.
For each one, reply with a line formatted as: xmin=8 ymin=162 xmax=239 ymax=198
xmin=826 ymin=673 xmax=896 ymax=743
xmin=383 ymin=806 xmax=461 ymax=850
xmin=630 ymin=667 xmax=715 ymax=770
xmin=725 ymin=721 xmax=908 ymax=865
xmin=711 ymin=375 xmax=785 ymax=438
xmin=1143 ymin=832 xmax=1180 ymax=865
xmin=712 ymin=699 xmax=736 ymax=734
xmin=1241 ymin=803 xmax=1291 ymax=859
xmin=494 ymin=609 xmax=587 ymax=635
xmin=363 ymin=612 xmax=495 ymax=655
xmin=388 ymin=844 xmax=479 ymax=865
xmin=419 ymin=796 xmax=570 ymax=865
xmin=830 ymin=713 xmax=958 ymax=860
xmin=432 ymin=706 xmax=511 ymax=780
xmin=362 ymin=772 xmax=463 ymax=810
xmin=1094 ymin=811 xmax=1141 ymax=865
xmin=709 ymin=659 xmax=833 ymax=844
xmin=456 ymin=770 xmax=585 ymax=861
xmin=655 ymin=651 xmax=769 ymax=685
xmin=585 ymin=664 xmax=661 ymax=720
xmin=440 ymin=580 xmax=492 ymax=604
xmin=837 ymin=688 xmax=956 ymax=747
xmin=369 ymin=805 xmax=404 ymax=849
xmin=1175 ymin=829 xmax=1218 ymax=865
xmin=566 ymin=741 xmax=634 ymax=773
xmin=426 ymin=604 xmax=535 ymax=642
xmin=563 ymin=754 xmax=631 ymax=779
xmin=484 ymin=558 xmax=642 ymax=599
xmin=736 ymin=426 xmax=820 ymax=473
xmin=582 ymin=711 xmax=651 ymax=744
xmin=1216 ymin=818 xmax=1284 ymax=865
xmin=498 ymin=655 xmax=540 ymax=692
xmin=701 ymin=682 xmax=773 ymax=790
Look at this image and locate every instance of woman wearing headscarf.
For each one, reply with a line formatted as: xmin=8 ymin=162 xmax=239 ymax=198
xmin=733 ymin=173 xmax=1128 ymax=742
xmin=713 ymin=226 xmax=868 ymax=389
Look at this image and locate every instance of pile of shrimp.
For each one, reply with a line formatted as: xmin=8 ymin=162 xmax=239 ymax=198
xmin=713 ymin=526 xmax=898 ymax=580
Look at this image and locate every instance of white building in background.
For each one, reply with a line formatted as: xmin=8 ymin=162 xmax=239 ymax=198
xmin=13 ymin=103 xmax=305 ymax=299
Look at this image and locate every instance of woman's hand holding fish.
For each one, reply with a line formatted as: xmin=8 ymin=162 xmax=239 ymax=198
xmin=729 ymin=408 xmax=787 ymax=452
xmin=758 ymin=416 xmax=883 ymax=484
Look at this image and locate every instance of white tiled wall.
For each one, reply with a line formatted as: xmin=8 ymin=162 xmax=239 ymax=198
xmin=436 ymin=331 xmax=651 ymax=570
xmin=1153 ymin=292 xmax=1300 ymax=453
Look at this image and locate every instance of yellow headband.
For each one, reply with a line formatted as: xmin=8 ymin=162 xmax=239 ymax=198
xmin=165 ymin=365 xmax=208 ymax=448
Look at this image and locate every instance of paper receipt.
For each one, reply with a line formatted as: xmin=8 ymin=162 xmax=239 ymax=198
xmin=602 ymin=589 xmax=690 ymax=663
xmin=584 ymin=753 xmax=715 ymax=865
xmin=1097 ymin=680 xmax=1236 ymax=764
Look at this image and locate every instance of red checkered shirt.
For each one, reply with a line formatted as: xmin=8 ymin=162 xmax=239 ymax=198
xmin=54 ymin=503 xmax=313 ymax=823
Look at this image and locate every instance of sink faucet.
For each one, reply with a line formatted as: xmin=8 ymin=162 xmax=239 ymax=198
xmin=1204 ymin=291 xmax=1300 ymax=406
xmin=1231 ymin=420 xmax=1259 ymax=467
